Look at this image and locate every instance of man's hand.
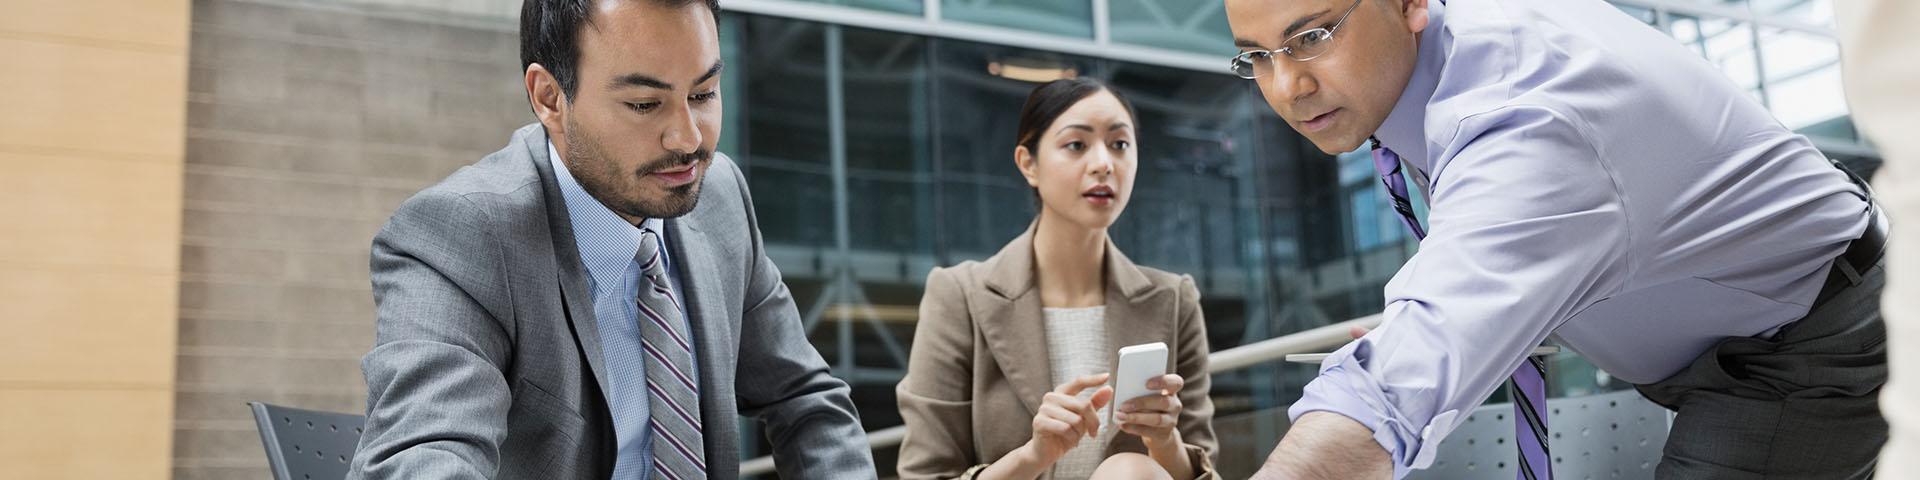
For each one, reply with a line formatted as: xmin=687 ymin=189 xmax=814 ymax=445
xmin=1249 ymin=411 xmax=1393 ymax=480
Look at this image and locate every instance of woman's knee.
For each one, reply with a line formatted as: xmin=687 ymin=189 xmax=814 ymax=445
xmin=1090 ymin=452 xmax=1173 ymax=480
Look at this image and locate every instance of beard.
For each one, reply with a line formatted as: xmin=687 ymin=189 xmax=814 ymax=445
xmin=561 ymin=119 xmax=709 ymax=221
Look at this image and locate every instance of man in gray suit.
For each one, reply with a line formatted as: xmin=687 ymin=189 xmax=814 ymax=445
xmin=348 ymin=0 xmax=876 ymax=478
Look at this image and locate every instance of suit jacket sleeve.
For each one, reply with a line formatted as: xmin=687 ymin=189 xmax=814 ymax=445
xmin=350 ymin=191 xmax=516 ymax=480
xmin=725 ymin=159 xmax=878 ymax=477
xmin=895 ymin=266 xmax=981 ymax=480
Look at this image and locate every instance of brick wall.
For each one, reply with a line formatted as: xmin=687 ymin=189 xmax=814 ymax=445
xmin=172 ymin=0 xmax=532 ymax=477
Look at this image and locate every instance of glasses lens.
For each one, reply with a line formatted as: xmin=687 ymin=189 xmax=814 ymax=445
xmin=1286 ymin=29 xmax=1335 ymax=60
xmin=1230 ymin=52 xmax=1263 ymax=79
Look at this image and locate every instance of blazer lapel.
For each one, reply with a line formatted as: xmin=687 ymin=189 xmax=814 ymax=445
xmin=1099 ymin=240 xmax=1171 ymax=376
xmin=662 ymin=216 xmax=739 ymax=458
xmin=1098 ymin=241 xmax=1174 ymax=457
xmin=974 ymin=228 xmax=1055 ymax=417
xmin=527 ymin=124 xmax=614 ymax=401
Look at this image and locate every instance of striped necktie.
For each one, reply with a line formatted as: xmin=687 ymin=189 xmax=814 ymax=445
xmin=1372 ymin=138 xmax=1551 ymax=480
xmin=634 ymin=228 xmax=708 ymax=479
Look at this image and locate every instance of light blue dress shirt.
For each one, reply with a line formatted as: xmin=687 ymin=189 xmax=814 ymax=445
xmin=1286 ymin=0 xmax=1873 ymax=475
xmin=549 ymin=141 xmax=697 ymax=480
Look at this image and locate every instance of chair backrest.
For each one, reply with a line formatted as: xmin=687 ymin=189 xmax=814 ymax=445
xmin=248 ymin=402 xmax=367 ymax=480
xmin=1409 ymin=388 xmax=1673 ymax=480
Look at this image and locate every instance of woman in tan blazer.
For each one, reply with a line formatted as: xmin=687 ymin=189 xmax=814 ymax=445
xmin=896 ymin=78 xmax=1217 ymax=480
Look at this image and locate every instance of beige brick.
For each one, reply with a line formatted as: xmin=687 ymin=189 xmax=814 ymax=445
xmin=0 ymin=153 xmax=184 ymax=270
xmin=0 ymin=268 xmax=179 ymax=386
xmin=1 ymin=0 xmax=190 ymax=50
xmin=0 ymin=38 xmax=188 ymax=160
xmin=0 ymin=387 xmax=174 ymax=480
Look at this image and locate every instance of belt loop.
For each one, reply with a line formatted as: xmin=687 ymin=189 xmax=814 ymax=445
xmin=1839 ymin=258 xmax=1864 ymax=287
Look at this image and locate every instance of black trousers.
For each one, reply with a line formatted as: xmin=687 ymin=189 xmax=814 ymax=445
xmin=1636 ymin=260 xmax=1888 ymax=479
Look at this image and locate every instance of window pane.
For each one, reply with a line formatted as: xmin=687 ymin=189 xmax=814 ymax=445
xmin=1609 ymin=2 xmax=1658 ymax=26
xmin=843 ymin=26 xmax=936 ymax=254
xmin=720 ymin=14 xmax=745 ymax=156
xmin=940 ymin=0 xmax=1092 ymax=38
xmin=1669 ymin=14 xmax=1764 ymax=103
xmin=1750 ymin=0 xmax=1836 ymax=30
xmin=1109 ymin=0 xmax=1233 ymax=55
xmin=928 ymin=38 xmax=1096 ymax=256
xmin=787 ymin=0 xmax=923 ymax=16
xmin=1756 ymin=27 xmax=1851 ymax=140
xmin=732 ymin=16 xmax=835 ymax=248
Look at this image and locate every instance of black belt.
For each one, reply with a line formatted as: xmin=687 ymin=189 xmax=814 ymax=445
xmin=1813 ymin=160 xmax=1889 ymax=308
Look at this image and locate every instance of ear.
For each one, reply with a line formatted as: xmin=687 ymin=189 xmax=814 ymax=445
xmin=1015 ymin=145 xmax=1040 ymax=188
xmin=526 ymin=63 xmax=568 ymax=139
xmin=1401 ymin=0 xmax=1431 ymax=34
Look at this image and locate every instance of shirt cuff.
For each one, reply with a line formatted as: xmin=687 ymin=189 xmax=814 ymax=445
xmin=1286 ymin=342 xmax=1459 ymax=479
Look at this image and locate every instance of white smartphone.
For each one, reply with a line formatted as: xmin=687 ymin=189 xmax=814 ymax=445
xmin=1108 ymin=342 xmax=1169 ymax=425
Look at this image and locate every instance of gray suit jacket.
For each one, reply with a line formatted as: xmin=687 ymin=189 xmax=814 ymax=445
xmin=350 ymin=124 xmax=875 ymax=479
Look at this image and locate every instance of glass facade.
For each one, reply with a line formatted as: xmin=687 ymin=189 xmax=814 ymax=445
xmin=1617 ymin=0 xmax=1865 ymax=163
xmin=1108 ymin=0 xmax=1235 ymax=54
xmin=790 ymin=0 xmax=923 ymax=15
xmin=716 ymin=0 xmax=1874 ymax=475
xmin=717 ymin=11 xmax=1382 ymax=472
xmin=941 ymin=0 xmax=1093 ymax=38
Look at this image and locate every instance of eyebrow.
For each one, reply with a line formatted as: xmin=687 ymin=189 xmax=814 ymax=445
xmin=1231 ymin=9 xmax=1329 ymax=50
xmin=693 ymin=60 xmax=724 ymax=86
xmin=1283 ymin=9 xmax=1331 ymax=39
xmin=607 ymin=60 xmax=725 ymax=90
xmin=1056 ymin=122 xmax=1133 ymax=135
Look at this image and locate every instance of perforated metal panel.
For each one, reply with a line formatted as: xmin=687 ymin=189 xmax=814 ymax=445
xmin=249 ymin=402 xmax=367 ymax=480
xmin=1409 ymin=389 xmax=1671 ymax=480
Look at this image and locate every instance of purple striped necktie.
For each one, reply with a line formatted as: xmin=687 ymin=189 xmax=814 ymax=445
xmin=635 ymin=228 xmax=708 ymax=479
xmin=1372 ymin=138 xmax=1551 ymax=480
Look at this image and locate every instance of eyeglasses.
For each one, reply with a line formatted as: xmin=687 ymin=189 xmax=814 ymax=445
xmin=1229 ymin=0 xmax=1364 ymax=79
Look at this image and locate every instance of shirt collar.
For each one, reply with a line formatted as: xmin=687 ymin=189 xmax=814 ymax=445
xmin=1373 ymin=0 xmax=1448 ymax=168
xmin=548 ymin=140 xmax=661 ymax=294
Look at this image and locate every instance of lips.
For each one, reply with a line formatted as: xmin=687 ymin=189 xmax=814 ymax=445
xmin=1299 ymin=108 xmax=1341 ymax=133
xmin=1083 ymin=184 xmax=1116 ymax=206
xmin=649 ymin=163 xmax=698 ymax=186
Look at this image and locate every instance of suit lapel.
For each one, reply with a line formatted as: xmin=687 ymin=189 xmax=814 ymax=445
xmin=1099 ymin=241 xmax=1170 ymax=378
xmin=663 ymin=216 xmax=738 ymax=461
xmin=1098 ymin=241 xmax=1172 ymax=458
xmin=975 ymin=228 xmax=1054 ymax=417
xmin=527 ymin=125 xmax=612 ymax=400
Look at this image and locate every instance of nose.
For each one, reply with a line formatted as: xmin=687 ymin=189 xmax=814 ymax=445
xmin=1265 ymin=61 xmax=1319 ymax=107
xmin=662 ymin=101 xmax=702 ymax=154
xmin=1089 ymin=148 xmax=1115 ymax=178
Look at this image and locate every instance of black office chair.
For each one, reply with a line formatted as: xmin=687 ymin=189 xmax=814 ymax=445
xmin=248 ymin=402 xmax=367 ymax=480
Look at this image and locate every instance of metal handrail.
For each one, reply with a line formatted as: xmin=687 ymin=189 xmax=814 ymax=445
xmin=738 ymin=314 xmax=1384 ymax=476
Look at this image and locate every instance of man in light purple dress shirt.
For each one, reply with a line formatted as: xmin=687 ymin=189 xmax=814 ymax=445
xmin=1225 ymin=0 xmax=1888 ymax=478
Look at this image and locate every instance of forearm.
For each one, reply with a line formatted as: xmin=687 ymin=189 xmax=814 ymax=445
xmin=755 ymin=375 xmax=877 ymax=476
xmin=1147 ymin=434 xmax=1197 ymax=480
xmin=976 ymin=442 xmax=1051 ymax=480
xmin=1254 ymin=412 xmax=1392 ymax=480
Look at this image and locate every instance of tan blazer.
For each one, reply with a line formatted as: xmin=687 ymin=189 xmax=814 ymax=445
xmin=896 ymin=226 xmax=1217 ymax=479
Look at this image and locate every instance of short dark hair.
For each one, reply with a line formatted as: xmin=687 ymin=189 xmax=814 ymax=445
xmin=520 ymin=0 xmax=721 ymax=100
xmin=1014 ymin=77 xmax=1138 ymax=156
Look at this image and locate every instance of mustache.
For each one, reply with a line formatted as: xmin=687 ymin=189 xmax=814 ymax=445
xmin=640 ymin=150 xmax=711 ymax=175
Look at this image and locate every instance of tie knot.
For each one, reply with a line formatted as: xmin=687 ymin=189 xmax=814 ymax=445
xmin=635 ymin=227 xmax=667 ymax=281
